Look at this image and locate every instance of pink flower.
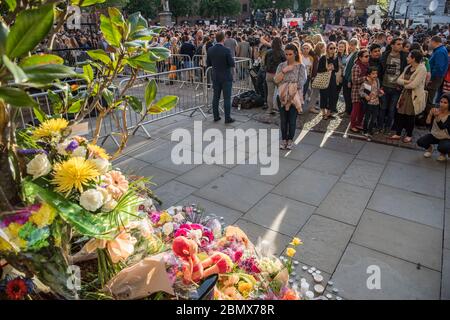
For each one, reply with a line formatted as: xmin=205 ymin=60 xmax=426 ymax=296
xmin=150 ymin=212 xmax=161 ymax=224
xmin=174 ymin=223 xmax=214 ymax=247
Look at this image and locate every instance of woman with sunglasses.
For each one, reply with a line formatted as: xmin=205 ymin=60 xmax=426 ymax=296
xmin=318 ymin=42 xmax=340 ymax=120
xmin=274 ymin=43 xmax=307 ymax=150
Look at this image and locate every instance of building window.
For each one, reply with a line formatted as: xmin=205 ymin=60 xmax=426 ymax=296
xmin=243 ymin=4 xmax=248 ymax=13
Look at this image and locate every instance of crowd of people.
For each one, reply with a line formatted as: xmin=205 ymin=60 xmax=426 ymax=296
xmin=38 ymin=9 xmax=450 ymax=161
xmin=176 ymin=21 xmax=450 ymax=160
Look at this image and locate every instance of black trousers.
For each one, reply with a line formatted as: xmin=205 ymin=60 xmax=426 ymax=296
xmin=278 ymin=98 xmax=298 ymax=141
xmin=417 ymin=134 xmax=450 ymax=154
xmin=343 ymin=79 xmax=352 ymax=114
xmin=363 ymin=103 xmax=379 ymax=135
xmin=395 ymin=113 xmax=415 ymax=137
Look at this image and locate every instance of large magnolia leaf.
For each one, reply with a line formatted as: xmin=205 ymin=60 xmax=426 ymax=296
xmin=128 ymin=12 xmax=148 ymax=35
xmin=144 ymin=79 xmax=157 ymax=107
xmin=147 ymin=47 xmax=171 ymax=61
xmin=22 ymin=180 xmax=131 ymax=240
xmin=0 ymin=22 xmax=8 ymax=56
xmin=71 ymin=0 xmax=106 ymax=6
xmin=152 ymin=95 xmax=178 ymax=110
xmin=23 ymin=64 xmax=78 ymax=84
xmin=127 ymin=95 xmax=143 ymax=114
xmin=87 ymin=49 xmax=112 ymax=65
xmin=2 ymin=55 xmax=28 ymax=83
xmin=100 ymin=13 xmax=122 ymax=48
xmin=19 ymin=54 xmax=64 ymax=68
xmin=6 ymin=4 xmax=54 ymax=58
xmin=0 ymin=87 xmax=37 ymax=107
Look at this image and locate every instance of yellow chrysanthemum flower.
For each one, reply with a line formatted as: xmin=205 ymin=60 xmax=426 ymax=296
xmin=33 ymin=118 xmax=69 ymax=139
xmin=6 ymin=223 xmax=23 ymax=238
xmin=237 ymin=281 xmax=253 ymax=297
xmin=0 ymin=237 xmax=13 ymax=252
xmin=159 ymin=211 xmax=173 ymax=225
xmin=29 ymin=203 xmax=57 ymax=228
xmin=286 ymin=247 xmax=296 ymax=258
xmin=52 ymin=157 xmax=100 ymax=194
xmin=290 ymin=237 xmax=303 ymax=246
xmin=87 ymin=144 xmax=110 ymax=160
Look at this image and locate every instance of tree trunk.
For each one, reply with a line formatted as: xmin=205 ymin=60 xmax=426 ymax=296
xmin=0 ymin=148 xmax=21 ymax=212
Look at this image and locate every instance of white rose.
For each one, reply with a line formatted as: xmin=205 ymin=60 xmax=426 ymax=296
xmin=162 ymin=222 xmax=174 ymax=236
xmin=80 ymin=189 xmax=104 ymax=212
xmin=26 ymin=154 xmax=52 ymax=179
xmin=56 ymin=141 xmax=71 ymax=156
xmin=71 ymin=146 xmax=87 ymax=158
xmin=102 ymin=199 xmax=118 ymax=212
xmin=173 ymin=213 xmax=185 ymax=223
xmin=96 ymin=187 xmax=112 ymax=204
xmin=91 ymin=158 xmax=110 ymax=174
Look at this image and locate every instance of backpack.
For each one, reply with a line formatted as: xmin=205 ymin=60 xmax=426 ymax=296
xmin=232 ymin=91 xmax=265 ymax=109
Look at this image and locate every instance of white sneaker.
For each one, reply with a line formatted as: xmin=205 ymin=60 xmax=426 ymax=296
xmin=280 ymin=140 xmax=287 ymax=150
xmin=423 ymin=151 xmax=432 ymax=158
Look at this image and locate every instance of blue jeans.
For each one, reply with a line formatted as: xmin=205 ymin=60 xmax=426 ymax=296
xmin=379 ymin=87 xmax=401 ymax=131
xmin=212 ymin=80 xmax=232 ymax=121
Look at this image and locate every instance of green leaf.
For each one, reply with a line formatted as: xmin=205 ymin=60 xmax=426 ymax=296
xmin=19 ymin=54 xmax=64 ymax=68
xmin=67 ymin=100 xmax=82 ymax=113
xmin=48 ymin=90 xmax=63 ymax=114
xmin=33 ymin=105 xmax=47 ymax=123
xmin=102 ymin=88 xmax=114 ymax=106
xmin=83 ymin=64 xmax=94 ymax=83
xmin=127 ymin=95 xmax=143 ymax=114
xmin=144 ymin=79 xmax=157 ymax=107
xmin=87 ymin=49 xmax=112 ymax=65
xmin=22 ymin=179 xmax=128 ymax=240
xmin=0 ymin=87 xmax=37 ymax=107
xmin=152 ymin=95 xmax=178 ymax=112
xmin=0 ymin=22 xmax=9 ymax=56
xmin=71 ymin=0 xmax=106 ymax=6
xmin=6 ymin=4 xmax=54 ymax=58
xmin=124 ymin=40 xmax=147 ymax=48
xmin=23 ymin=64 xmax=78 ymax=84
xmin=5 ymin=0 xmax=17 ymax=11
xmin=2 ymin=55 xmax=28 ymax=83
xmin=108 ymin=7 xmax=126 ymax=28
xmin=126 ymin=58 xmax=156 ymax=73
xmin=148 ymin=47 xmax=171 ymax=61
xmin=100 ymin=13 xmax=122 ymax=48
xmin=128 ymin=12 xmax=148 ymax=35
xmin=130 ymin=28 xmax=158 ymax=41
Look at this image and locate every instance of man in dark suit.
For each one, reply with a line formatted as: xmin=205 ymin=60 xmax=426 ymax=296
xmin=207 ymin=31 xmax=236 ymax=124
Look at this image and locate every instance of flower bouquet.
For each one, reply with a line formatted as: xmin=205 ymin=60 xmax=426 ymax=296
xmin=0 ymin=118 xmax=161 ymax=298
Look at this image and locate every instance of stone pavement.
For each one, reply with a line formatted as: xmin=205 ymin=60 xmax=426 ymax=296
xmin=111 ymin=111 xmax=450 ymax=300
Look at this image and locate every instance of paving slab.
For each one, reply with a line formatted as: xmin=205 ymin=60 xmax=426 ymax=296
xmin=176 ymin=195 xmax=243 ymax=226
xmin=154 ymin=180 xmax=197 ymax=208
xmin=357 ymin=143 xmax=394 ymax=164
xmin=280 ymin=143 xmax=318 ymax=162
xmin=242 ymin=193 xmax=316 ymax=237
xmin=380 ymin=161 xmax=445 ymax=199
xmin=446 ymin=209 xmax=450 ymax=250
xmin=194 ymin=173 xmax=273 ymax=213
xmin=175 ymin=164 xmax=229 ymax=188
xmin=114 ymin=157 xmax=150 ymax=175
xmin=301 ymin=148 xmax=355 ymax=176
xmin=340 ymin=159 xmax=385 ymax=190
xmin=442 ymin=249 xmax=450 ymax=300
xmin=235 ymin=219 xmax=291 ymax=256
xmin=273 ymin=167 xmax=339 ymax=206
xmin=128 ymin=140 xmax=175 ymax=164
xmin=137 ymin=165 xmax=178 ymax=188
xmin=316 ymin=182 xmax=373 ymax=226
xmin=330 ymin=243 xmax=441 ymax=300
xmin=389 ymin=148 xmax=446 ymax=172
xmin=230 ymin=157 xmax=301 ymax=185
xmin=293 ymin=215 xmax=354 ymax=274
xmin=368 ymin=184 xmax=445 ymax=229
xmin=352 ymin=210 xmax=443 ymax=271
xmin=319 ymin=136 xmax=366 ymax=155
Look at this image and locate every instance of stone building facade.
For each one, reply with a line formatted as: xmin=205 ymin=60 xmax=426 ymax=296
xmin=311 ymin=0 xmax=377 ymax=14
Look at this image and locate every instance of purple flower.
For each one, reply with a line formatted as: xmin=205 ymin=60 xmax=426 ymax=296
xmin=65 ymin=140 xmax=79 ymax=152
xmin=17 ymin=149 xmax=48 ymax=156
xmin=0 ymin=204 xmax=40 ymax=228
xmin=150 ymin=212 xmax=161 ymax=224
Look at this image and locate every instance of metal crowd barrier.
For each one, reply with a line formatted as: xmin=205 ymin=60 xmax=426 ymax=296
xmin=114 ymin=67 xmax=207 ymax=140
xmin=15 ymin=58 xmax=254 ymax=147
